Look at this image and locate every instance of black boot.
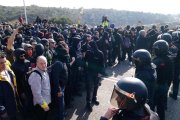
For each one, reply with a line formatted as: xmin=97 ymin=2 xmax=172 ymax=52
xmin=92 ymin=98 xmax=99 ymax=106
xmin=86 ymin=103 xmax=92 ymax=112
xmin=169 ymin=92 xmax=177 ymax=100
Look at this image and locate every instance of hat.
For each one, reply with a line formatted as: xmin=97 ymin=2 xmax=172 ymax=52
xmin=49 ymin=38 xmax=56 ymax=43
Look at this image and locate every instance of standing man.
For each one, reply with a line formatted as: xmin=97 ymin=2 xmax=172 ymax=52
xmin=49 ymin=61 xmax=68 ymax=120
xmin=152 ymin=40 xmax=173 ymax=120
xmin=135 ymin=30 xmax=149 ymax=50
xmin=112 ymin=28 xmax=123 ymax=64
xmin=85 ymin=41 xmax=104 ymax=112
xmin=0 ymin=52 xmax=21 ymax=120
xmin=28 ymin=56 xmax=51 ymax=120
xmin=11 ymin=48 xmax=30 ymax=118
xmin=100 ymin=77 xmax=159 ymax=120
xmin=132 ymin=49 xmax=157 ymax=109
xmin=169 ymin=31 xmax=180 ymax=100
xmin=41 ymin=39 xmax=53 ymax=66
xmin=48 ymin=38 xmax=56 ymax=64
xmin=101 ymin=16 xmax=109 ymax=28
xmin=121 ymin=27 xmax=133 ymax=65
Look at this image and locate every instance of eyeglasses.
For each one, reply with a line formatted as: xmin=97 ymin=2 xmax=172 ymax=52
xmin=20 ymin=54 xmax=25 ymax=58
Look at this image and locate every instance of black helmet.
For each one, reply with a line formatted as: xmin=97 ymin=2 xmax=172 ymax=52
xmin=172 ymin=31 xmax=180 ymax=42
xmin=153 ymin=40 xmax=169 ymax=56
xmin=110 ymin=24 xmax=115 ymax=29
xmin=110 ymin=77 xmax=148 ymax=110
xmin=13 ymin=48 xmax=26 ymax=62
xmin=35 ymin=43 xmax=44 ymax=56
xmin=161 ymin=33 xmax=172 ymax=44
xmin=132 ymin=49 xmax=151 ymax=68
xmin=14 ymin=48 xmax=26 ymax=58
xmin=15 ymin=34 xmax=24 ymax=44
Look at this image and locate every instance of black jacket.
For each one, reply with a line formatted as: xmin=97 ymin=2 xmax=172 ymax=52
xmin=100 ymin=104 xmax=159 ymax=120
xmin=85 ymin=48 xmax=104 ymax=74
xmin=135 ymin=65 xmax=157 ymax=109
xmin=113 ymin=32 xmax=123 ymax=48
xmin=49 ymin=61 xmax=68 ymax=97
xmin=0 ymin=70 xmax=19 ymax=119
xmin=153 ymin=55 xmax=173 ymax=85
xmin=174 ymin=41 xmax=180 ymax=69
xmin=135 ymin=35 xmax=148 ymax=50
xmin=11 ymin=48 xmax=30 ymax=96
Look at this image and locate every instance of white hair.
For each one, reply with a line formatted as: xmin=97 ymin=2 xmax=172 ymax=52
xmin=139 ymin=30 xmax=146 ymax=36
xmin=36 ymin=55 xmax=47 ymax=64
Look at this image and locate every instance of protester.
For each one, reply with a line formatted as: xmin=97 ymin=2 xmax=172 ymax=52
xmin=28 ymin=56 xmax=51 ymax=120
xmin=0 ymin=16 xmax=179 ymax=120
xmin=0 ymin=52 xmax=22 ymax=120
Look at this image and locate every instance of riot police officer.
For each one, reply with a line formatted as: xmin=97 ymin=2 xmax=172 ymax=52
xmin=152 ymin=40 xmax=173 ymax=120
xmin=100 ymin=77 xmax=159 ymax=120
xmin=160 ymin=33 xmax=172 ymax=45
xmin=169 ymin=31 xmax=180 ymax=100
xmin=132 ymin=49 xmax=157 ymax=109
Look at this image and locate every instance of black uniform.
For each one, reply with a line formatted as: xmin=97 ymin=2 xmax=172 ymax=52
xmin=96 ymin=31 xmax=110 ymax=66
xmin=121 ymin=30 xmax=133 ymax=62
xmin=11 ymin=48 xmax=31 ymax=118
xmin=69 ymin=36 xmax=83 ymax=96
xmin=170 ymin=41 xmax=180 ymax=99
xmin=100 ymin=77 xmax=159 ymax=120
xmin=100 ymin=104 xmax=159 ymax=120
xmin=85 ymin=41 xmax=104 ymax=110
xmin=112 ymin=30 xmax=123 ymax=63
xmin=132 ymin=49 xmax=157 ymax=109
xmin=152 ymin=40 xmax=173 ymax=120
xmin=135 ymin=66 xmax=157 ymax=109
xmin=49 ymin=61 xmax=68 ymax=120
xmin=152 ymin=55 xmax=173 ymax=120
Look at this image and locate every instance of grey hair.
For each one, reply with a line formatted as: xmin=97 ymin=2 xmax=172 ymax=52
xmin=139 ymin=30 xmax=146 ymax=36
xmin=36 ymin=55 xmax=47 ymax=64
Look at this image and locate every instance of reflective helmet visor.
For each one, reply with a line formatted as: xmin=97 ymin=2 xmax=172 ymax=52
xmin=110 ymin=84 xmax=137 ymax=109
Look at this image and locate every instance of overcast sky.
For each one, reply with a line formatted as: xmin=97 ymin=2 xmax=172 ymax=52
xmin=0 ymin=0 xmax=179 ymax=14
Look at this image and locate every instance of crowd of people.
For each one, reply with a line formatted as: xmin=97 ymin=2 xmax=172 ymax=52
xmin=0 ymin=16 xmax=179 ymax=120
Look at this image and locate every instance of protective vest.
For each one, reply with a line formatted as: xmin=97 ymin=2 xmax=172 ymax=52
xmin=102 ymin=21 xmax=109 ymax=28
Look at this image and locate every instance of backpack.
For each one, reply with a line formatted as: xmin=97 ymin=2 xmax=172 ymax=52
xmin=26 ymin=70 xmax=42 ymax=110
xmin=123 ymin=37 xmax=131 ymax=48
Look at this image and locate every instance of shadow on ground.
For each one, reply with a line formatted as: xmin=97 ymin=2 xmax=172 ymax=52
xmin=105 ymin=60 xmax=133 ymax=77
xmin=65 ymin=92 xmax=95 ymax=120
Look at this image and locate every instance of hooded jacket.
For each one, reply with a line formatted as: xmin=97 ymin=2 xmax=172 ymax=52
xmin=55 ymin=41 xmax=70 ymax=64
xmin=49 ymin=61 xmax=68 ymax=98
xmin=0 ymin=69 xmax=20 ymax=119
xmin=30 ymin=44 xmax=44 ymax=68
xmin=11 ymin=48 xmax=30 ymax=96
xmin=85 ymin=41 xmax=104 ymax=73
